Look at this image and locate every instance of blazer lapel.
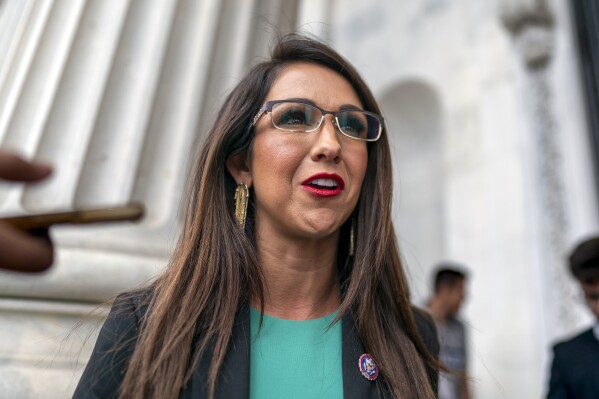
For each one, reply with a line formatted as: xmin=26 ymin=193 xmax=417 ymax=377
xmin=186 ymin=306 xmax=251 ymax=399
xmin=342 ymin=313 xmax=385 ymax=399
xmin=215 ymin=306 xmax=251 ymax=398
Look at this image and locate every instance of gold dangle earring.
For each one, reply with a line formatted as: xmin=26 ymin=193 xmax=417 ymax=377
xmin=234 ymin=182 xmax=249 ymax=229
xmin=349 ymin=217 xmax=356 ymax=256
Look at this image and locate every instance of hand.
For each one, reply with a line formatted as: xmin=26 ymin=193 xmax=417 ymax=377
xmin=0 ymin=149 xmax=54 ymax=272
xmin=0 ymin=149 xmax=53 ymax=182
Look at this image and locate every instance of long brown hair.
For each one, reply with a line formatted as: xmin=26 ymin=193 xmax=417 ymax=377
xmin=118 ymin=33 xmax=437 ymax=399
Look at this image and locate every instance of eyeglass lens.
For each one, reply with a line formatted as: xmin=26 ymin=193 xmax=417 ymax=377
xmin=270 ymin=102 xmax=380 ymax=141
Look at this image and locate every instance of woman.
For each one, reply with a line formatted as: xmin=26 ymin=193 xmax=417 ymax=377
xmin=74 ymin=33 xmax=439 ymax=399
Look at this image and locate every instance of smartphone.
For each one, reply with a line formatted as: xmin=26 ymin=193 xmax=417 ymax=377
xmin=0 ymin=203 xmax=144 ymax=230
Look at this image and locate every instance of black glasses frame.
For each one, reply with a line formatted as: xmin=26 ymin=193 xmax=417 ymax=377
xmin=251 ymin=99 xmax=384 ymax=142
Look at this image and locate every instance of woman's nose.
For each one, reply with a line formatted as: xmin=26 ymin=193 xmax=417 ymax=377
xmin=310 ymin=116 xmax=342 ymax=163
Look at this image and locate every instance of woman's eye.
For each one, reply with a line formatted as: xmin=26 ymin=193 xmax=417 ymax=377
xmin=340 ymin=116 xmax=366 ymax=135
xmin=277 ymin=110 xmax=307 ymax=125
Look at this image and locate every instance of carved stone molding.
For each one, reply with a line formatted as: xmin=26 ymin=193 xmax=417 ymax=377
xmin=501 ymin=0 xmax=574 ymax=333
xmin=500 ymin=0 xmax=553 ymax=32
xmin=500 ymin=0 xmax=555 ymax=69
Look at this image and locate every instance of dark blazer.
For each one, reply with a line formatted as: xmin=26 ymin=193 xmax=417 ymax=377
xmin=547 ymin=328 xmax=599 ymax=399
xmin=74 ymin=291 xmax=439 ymax=398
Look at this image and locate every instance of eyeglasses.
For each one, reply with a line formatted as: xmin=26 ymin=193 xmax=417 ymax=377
xmin=251 ymin=99 xmax=384 ymax=142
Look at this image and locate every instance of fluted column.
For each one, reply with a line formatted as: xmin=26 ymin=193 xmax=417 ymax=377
xmin=0 ymin=0 xmax=301 ymax=397
xmin=0 ymin=0 xmax=301 ymax=302
xmin=500 ymin=0 xmax=577 ymax=339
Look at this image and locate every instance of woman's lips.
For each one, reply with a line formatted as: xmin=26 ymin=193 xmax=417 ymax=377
xmin=301 ymin=173 xmax=344 ymax=197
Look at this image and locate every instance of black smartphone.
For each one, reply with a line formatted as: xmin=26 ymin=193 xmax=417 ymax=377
xmin=0 ymin=203 xmax=145 ymax=230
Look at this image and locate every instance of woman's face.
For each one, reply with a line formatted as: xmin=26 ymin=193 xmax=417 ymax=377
xmin=248 ymin=62 xmax=368 ymax=242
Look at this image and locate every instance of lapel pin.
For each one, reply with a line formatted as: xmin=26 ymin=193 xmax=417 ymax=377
xmin=358 ymin=353 xmax=379 ymax=381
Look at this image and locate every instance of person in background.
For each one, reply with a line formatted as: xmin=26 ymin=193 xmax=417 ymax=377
xmin=0 ymin=149 xmax=53 ymax=272
xmin=427 ymin=264 xmax=471 ymax=399
xmin=547 ymin=237 xmax=599 ymax=399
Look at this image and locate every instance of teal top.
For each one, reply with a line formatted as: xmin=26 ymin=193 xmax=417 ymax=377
xmin=249 ymin=308 xmax=344 ymax=399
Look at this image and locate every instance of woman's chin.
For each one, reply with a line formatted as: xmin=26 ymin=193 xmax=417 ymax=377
xmin=297 ymin=222 xmax=343 ymax=240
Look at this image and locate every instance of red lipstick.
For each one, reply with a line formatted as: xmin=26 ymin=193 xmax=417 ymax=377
xmin=301 ymin=173 xmax=344 ymax=197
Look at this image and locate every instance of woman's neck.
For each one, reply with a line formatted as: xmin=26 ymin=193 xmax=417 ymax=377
xmin=254 ymin=233 xmax=341 ymax=320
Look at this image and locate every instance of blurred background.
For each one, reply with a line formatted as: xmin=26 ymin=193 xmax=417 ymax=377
xmin=0 ymin=0 xmax=597 ymax=397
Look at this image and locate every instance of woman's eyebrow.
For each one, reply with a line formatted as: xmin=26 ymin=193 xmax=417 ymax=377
xmin=338 ymin=104 xmax=362 ymax=111
xmin=280 ymin=97 xmax=317 ymax=105
xmin=279 ymin=98 xmax=363 ymax=111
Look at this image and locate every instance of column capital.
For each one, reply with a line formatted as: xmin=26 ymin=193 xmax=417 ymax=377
xmin=500 ymin=0 xmax=555 ymax=69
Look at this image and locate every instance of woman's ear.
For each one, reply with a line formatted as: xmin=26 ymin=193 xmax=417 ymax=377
xmin=226 ymin=152 xmax=252 ymax=188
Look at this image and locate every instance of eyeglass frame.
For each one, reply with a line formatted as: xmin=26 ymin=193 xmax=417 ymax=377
xmin=250 ymin=99 xmax=384 ymax=142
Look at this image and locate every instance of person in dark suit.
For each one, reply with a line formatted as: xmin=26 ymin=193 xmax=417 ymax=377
xmin=74 ymin=33 xmax=440 ymax=399
xmin=547 ymin=237 xmax=599 ymax=399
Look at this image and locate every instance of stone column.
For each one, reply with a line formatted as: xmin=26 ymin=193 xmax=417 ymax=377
xmin=0 ymin=0 xmax=299 ymax=397
xmin=500 ymin=0 xmax=576 ymax=340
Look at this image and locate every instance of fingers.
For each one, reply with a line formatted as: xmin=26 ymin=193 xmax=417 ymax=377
xmin=0 ymin=149 xmax=52 ymax=182
xmin=0 ymin=149 xmax=55 ymax=272
xmin=0 ymin=222 xmax=54 ymax=272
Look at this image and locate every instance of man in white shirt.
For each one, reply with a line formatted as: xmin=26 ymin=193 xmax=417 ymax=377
xmin=427 ymin=265 xmax=471 ymax=399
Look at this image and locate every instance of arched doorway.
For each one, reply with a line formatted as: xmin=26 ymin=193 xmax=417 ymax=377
xmin=380 ymin=80 xmax=445 ymax=301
